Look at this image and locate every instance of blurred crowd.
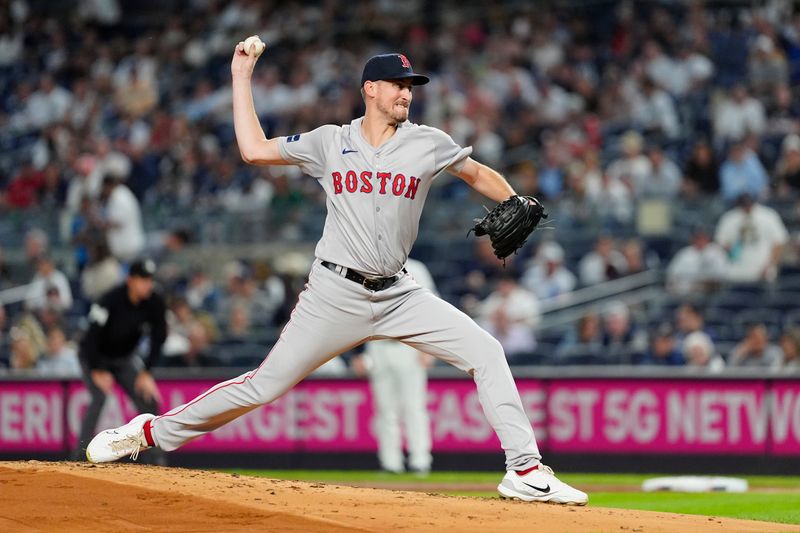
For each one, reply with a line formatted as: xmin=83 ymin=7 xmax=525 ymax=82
xmin=2 ymin=0 xmax=800 ymax=374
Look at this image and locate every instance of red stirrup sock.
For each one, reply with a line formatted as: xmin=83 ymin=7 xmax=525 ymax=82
xmin=515 ymin=464 xmax=540 ymax=476
xmin=142 ymin=419 xmax=156 ymax=447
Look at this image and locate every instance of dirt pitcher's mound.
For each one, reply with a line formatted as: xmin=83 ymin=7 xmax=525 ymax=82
xmin=0 ymin=461 xmax=788 ymax=532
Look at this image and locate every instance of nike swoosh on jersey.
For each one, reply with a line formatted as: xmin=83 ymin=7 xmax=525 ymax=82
xmin=521 ymin=482 xmax=550 ymax=493
xmin=342 ymin=148 xmax=359 ymax=154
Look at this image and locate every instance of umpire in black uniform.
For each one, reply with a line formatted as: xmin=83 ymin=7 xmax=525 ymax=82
xmin=76 ymin=258 xmax=167 ymax=460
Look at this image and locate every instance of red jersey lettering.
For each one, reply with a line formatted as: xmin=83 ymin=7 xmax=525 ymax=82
xmin=332 ymin=171 xmax=343 ymax=194
xmin=360 ymin=171 xmax=373 ymax=193
xmin=345 ymin=170 xmax=358 ymax=193
xmin=377 ymin=172 xmax=391 ymax=194
xmin=404 ymin=176 xmax=420 ymax=199
xmin=392 ymin=174 xmax=406 ymax=196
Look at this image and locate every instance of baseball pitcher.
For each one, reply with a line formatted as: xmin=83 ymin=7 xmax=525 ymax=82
xmin=86 ymin=37 xmax=587 ymax=505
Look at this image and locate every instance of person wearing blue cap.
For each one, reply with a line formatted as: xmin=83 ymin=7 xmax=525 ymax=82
xmin=85 ymin=39 xmax=587 ymax=505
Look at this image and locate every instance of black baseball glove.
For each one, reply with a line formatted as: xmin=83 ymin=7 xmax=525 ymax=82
xmin=471 ymin=195 xmax=548 ymax=260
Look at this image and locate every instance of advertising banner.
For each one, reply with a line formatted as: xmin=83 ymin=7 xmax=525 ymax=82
xmin=2 ymin=378 xmax=799 ymax=456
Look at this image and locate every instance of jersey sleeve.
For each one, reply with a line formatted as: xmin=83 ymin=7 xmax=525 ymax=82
xmin=277 ymin=125 xmax=338 ymax=178
xmin=427 ymin=127 xmax=472 ymax=176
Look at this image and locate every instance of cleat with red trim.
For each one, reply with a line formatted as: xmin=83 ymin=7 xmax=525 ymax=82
xmin=86 ymin=414 xmax=156 ymax=463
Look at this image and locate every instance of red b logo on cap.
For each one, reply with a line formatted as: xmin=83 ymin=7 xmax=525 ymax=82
xmin=398 ymin=54 xmax=411 ymax=69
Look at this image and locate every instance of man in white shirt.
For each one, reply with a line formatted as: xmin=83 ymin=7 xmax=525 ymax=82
xmin=478 ymin=274 xmax=540 ymax=359
xmin=714 ymin=195 xmax=788 ymax=282
xmin=100 ymin=176 xmax=145 ymax=263
xmin=25 ymin=255 xmax=73 ymax=312
xmin=521 ymin=241 xmax=576 ymax=301
xmin=638 ymin=146 xmax=681 ymax=198
xmin=712 ymin=85 xmax=766 ymax=146
xmin=667 ymin=227 xmax=728 ymax=295
xmin=606 ymin=130 xmax=651 ymax=193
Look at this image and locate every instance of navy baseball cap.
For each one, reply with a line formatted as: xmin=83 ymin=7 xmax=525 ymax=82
xmin=129 ymin=258 xmax=156 ymax=278
xmin=361 ymin=53 xmax=430 ymax=87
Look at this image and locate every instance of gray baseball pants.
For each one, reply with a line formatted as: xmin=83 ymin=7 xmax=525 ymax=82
xmin=149 ymin=259 xmax=541 ymax=471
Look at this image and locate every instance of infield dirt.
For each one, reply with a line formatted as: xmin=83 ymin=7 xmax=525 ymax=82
xmin=0 ymin=461 xmax=791 ymax=532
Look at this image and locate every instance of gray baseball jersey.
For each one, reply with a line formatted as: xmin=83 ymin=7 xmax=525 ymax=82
xmin=277 ymin=117 xmax=471 ymax=276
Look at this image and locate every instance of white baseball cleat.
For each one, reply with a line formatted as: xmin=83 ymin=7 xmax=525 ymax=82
xmin=497 ymin=464 xmax=588 ymax=505
xmin=86 ymin=413 xmax=155 ymax=464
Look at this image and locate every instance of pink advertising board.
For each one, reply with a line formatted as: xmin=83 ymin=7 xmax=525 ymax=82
xmin=2 ymin=378 xmax=799 ymax=455
xmin=0 ymin=382 xmax=64 ymax=452
xmin=768 ymin=382 xmax=800 ymax=456
xmin=60 ymin=379 xmax=545 ymax=452
xmin=547 ymin=380 xmax=770 ymax=454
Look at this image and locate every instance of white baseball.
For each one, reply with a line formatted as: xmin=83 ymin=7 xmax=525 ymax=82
xmin=243 ymin=36 xmax=265 ymax=58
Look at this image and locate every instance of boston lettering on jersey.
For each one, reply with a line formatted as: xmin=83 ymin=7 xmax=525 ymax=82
xmin=331 ymin=170 xmax=420 ymax=199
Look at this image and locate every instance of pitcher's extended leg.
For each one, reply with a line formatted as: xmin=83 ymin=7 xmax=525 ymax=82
xmin=375 ymin=280 xmax=540 ymax=471
xmin=150 ymin=263 xmax=371 ymax=451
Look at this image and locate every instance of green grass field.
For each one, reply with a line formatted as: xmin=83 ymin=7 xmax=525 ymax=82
xmin=229 ymin=470 xmax=800 ymax=526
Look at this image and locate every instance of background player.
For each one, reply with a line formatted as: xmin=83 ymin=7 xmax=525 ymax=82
xmin=76 ymin=258 xmax=167 ymax=463
xmin=86 ymin=39 xmax=587 ymax=505
xmin=353 ymin=258 xmax=436 ymax=475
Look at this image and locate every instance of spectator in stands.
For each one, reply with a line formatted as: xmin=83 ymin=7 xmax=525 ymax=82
xmin=666 ymin=227 xmax=728 ymax=295
xmin=9 ymin=327 xmax=39 ymax=371
xmin=730 ymin=323 xmax=783 ymax=368
xmin=162 ymin=296 xmax=217 ymax=368
xmin=80 ymin=241 xmax=123 ymax=302
xmin=25 ymin=255 xmax=73 ymax=312
xmin=683 ymin=330 xmax=725 ymax=372
xmin=556 ymin=312 xmax=602 ymax=358
xmin=776 ymin=133 xmax=800 ymax=194
xmin=66 ymin=155 xmax=102 ymax=214
xmin=764 ymin=84 xmax=799 ymax=139
xmin=675 ymin=303 xmax=711 ymax=342
xmin=682 ymin=139 xmax=720 ymax=196
xmin=578 ymin=234 xmax=627 ymax=286
xmin=99 ymin=175 xmax=145 ymax=263
xmin=713 ymin=85 xmax=766 ymax=147
xmin=631 ymin=76 xmax=680 ymax=141
xmin=185 ymin=268 xmax=220 ymax=312
xmin=520 ymin=241 xmax=576 ymax=301
xmin=24 ymin=228 xmax=48 ymax=267
xmin=477 ymin=274 xmax=540 ymax=362
xmin=5 ymin=160 xmax=44 ymax=209
xmin=36 ymin=326 xmax=80 ymax=377
xmin=639 ymin=322 xmax=684 ymax=366
xmin=223 ymin=302 xmax=252 ymax=342
xmin=145 ymin=227 xmax=192 ymax=283
xmin=606 ymin=131 xmax=651 ymax=195
xmin=638 ymin=146 xmax=681 ymax=198
xmin=714 ymin=194 xmax=788 ymax=282
xmin=779 ymin=328 xmax=800 ymax=370
xmin=538 ymin=141 xmax=566 ymax=200
xmin=748 ymin=35 xmax=788 ymax=99
xmin=459 ymin=240 xmax=514 ymax=314
xmin=587 ymin=170 xmax=634 ymax=226
xmin=114 ymin=65 xmax=158 ymax=118
xmin=620 ymin=238 xmax=647 ymax=276
xmin=719 ymin=141 xmax=770 ymax=202
xmin=217 ymin=260 xmax=281 ymax=328
xmin=600 ymin=300 xmax=648 ymax=361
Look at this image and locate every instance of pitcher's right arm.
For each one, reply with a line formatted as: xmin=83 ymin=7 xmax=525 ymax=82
xmin=231 ymin=41 xmax=288 ymax=166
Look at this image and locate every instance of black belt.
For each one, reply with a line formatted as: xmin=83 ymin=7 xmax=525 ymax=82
xmin=321 ymin=261 xmax=406 ymax=291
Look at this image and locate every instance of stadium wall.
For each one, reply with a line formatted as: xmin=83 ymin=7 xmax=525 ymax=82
xmin=2 ymin=369 xmax=800 ymax=473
